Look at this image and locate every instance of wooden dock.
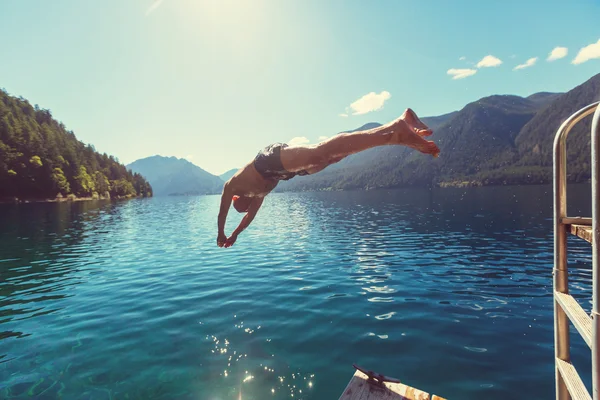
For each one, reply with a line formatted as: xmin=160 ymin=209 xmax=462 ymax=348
xmin=569 ymin=224 xmax=593 ymax=244
xmin=339 ymin=367 xmax=446 ymax=400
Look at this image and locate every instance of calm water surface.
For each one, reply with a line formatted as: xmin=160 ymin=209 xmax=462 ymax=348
xmin=0 ymin=185 xmax=594 ymax=399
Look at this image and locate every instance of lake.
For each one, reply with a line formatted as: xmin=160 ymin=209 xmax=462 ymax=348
xmin=0 ymin=184 xmax=594 ymax=399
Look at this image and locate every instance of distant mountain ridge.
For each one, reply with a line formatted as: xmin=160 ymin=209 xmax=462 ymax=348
xmin=516 ymin=76 xmax=600 ymax=179
xmin=219 ymin=168 xmax=239 ymax=182
xmin=341 ymin=122 xmax=382 ymax=133
xmin=128 ymin=74 xmax=598 ymax=195
xmin=526 ymin=92 xmax=563 ymax=108
xmin=127 ymin=156 xmax=223 ymax=196
xmin=277 ymin=74 xmax=599 ymax=191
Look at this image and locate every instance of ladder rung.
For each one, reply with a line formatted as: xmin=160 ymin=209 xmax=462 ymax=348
xmin=556 ymin=358 xmax=591 ymax=400
xmin=569 ymin=224 xmax=593 ymax=244
xmin=555 ymin=292 xmax=592 ymax=348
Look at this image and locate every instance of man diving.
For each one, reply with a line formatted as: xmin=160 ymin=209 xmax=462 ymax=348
xmin=217 ymin=108 xmax=440 ymax=248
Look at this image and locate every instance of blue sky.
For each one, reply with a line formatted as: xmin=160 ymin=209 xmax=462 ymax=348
xmin=1 ymin=0 xmax=599 ymax=175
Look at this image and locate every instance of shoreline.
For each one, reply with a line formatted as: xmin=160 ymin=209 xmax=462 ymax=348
xmin=2 ymin=179 xmax=591 ymax=203
xmin=275 ymin=180 xmax=591 ymax=193
xmin=0 ymin=195 xmax=146 ymax=205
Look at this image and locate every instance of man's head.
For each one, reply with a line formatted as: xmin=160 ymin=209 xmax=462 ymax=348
xmin=232 ymin=195 xmax=252 ymax=213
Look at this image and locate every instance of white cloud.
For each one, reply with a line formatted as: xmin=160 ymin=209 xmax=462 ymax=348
xmin=318 ymin=136 xmax=329 ymax=141
xmin=146 ymin=0 xmax=164 ymax=16
xmin=459 ymin=56 xmax=466 ymax=61
xmin=288 ymin=136 xmax=310 ymax=146
xmin=547 ymin=47 xmax=568 ymax=61
xmin=476 ymin=55 xmax=503 ymax=68
xmin=345 ymin=91 xmax=391 ymax=116
xmin=339 ymin=113 xmax=348 ymax=117
xmin=447 ymin=68 xmax=477 ymax=80
xmin=572 ymin=39 xmax=600 ymax=65
xmin=514 ymin=57 xmax=538 ymax=70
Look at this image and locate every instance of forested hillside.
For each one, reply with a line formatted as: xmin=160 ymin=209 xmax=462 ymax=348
xmin=0 ymin=89 xmax=152 ymax=200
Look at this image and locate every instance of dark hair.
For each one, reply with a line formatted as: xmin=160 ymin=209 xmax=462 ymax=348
xmin=233 ymin=196 xmax=251 ymax=213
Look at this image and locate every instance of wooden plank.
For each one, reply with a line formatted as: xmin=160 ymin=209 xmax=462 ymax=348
xmin=569 ymin=224 xmax=593 ymax=244
xmin=338 ymin=370 xmax=431 ymax=400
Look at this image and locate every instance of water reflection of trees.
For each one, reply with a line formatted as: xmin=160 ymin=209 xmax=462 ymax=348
xmin=0 ymin=200 xmax=117 ymax=339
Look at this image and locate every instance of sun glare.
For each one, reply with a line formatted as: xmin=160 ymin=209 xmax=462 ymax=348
xmin=188 ymin=0 xmax=267 ymax=33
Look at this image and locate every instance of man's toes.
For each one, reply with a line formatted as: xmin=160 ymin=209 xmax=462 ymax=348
xmin=429 ymin=142 xmax=440 ymax=156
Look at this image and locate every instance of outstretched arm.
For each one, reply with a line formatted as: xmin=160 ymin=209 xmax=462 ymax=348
xmin=217 ymin=182 xmax=234 ymax=247
xmin=224 ymin=197 xmax=264 ymax=248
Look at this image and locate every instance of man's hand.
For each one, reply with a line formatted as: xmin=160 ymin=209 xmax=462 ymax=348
xmin=217 ymin=232 xmax=227 ymax=247
xmin=224 ymin=234 xmax=238 ymax=248
xmin=218 ymin=196 xmax=263 ymax=249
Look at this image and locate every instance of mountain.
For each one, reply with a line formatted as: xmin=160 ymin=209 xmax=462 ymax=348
xmin=339 ymin=112 xmax=457 ymax=135
xmin=127 ymin=156 xmax=223 ymax=196
xmin=219 ymin=168 xmax=239 ymax=182
xmin=342 ymin=122 xmax=383 ymax=133
xmin=516 ymin=74 xmax=600 ymax=181
xmin=0 ymin=89 xmax=152 ymax=200
xmin=429 ymin=95 xmax=539 ymax=178
xmin=526 ymin=92 xmax=563 ymax=108
xmin=276 ymin=73 xmax=599 ymax=192
xmin=421 ymin=111 xmax=460 ymax=131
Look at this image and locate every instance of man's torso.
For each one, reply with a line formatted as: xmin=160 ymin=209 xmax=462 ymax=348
xmin=227 ymin=162 xmax=278 ymax=198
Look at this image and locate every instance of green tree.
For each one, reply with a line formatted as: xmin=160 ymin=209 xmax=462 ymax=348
xmin=74 ymin=166 xmax=95 ymax=196
xmin=29 ymin=155 xmax=42 ymax=168
xmin=51 ymin=167 xmax=70 ymax=194
xmin=94 ymin=171 xmax=110 ymax=196
xmin=111 ymin=178 xmax=136 ymax=197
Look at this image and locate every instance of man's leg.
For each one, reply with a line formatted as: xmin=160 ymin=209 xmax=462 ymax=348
xmin=302 ymin=155 xmax=345 ymax=175
xmin=280 ymin=109 xmax=439 ymax=174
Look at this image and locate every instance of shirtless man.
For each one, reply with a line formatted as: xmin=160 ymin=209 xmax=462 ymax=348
xmin=217 ymin=109 xmax=440 ymax=248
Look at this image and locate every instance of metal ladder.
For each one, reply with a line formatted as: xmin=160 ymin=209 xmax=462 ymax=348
xmin=553 ymin=101 xmax=600 ymax=400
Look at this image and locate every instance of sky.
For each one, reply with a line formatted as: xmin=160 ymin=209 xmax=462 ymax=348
xmin=1 ymin=0 xmax=599 ymax=176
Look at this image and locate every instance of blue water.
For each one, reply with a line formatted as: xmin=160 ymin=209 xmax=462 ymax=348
xmin=0 ymin=185 xmax=594 ymax=399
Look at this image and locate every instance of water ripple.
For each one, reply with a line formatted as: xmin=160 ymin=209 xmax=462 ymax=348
xmin=0 ymin=184 xmax=594 ymax=399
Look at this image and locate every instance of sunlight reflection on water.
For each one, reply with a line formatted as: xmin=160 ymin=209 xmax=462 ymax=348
xmin=0 ymin=184 xmax=595 ymax=399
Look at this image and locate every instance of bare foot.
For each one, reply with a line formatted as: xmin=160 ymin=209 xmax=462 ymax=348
xmin=406 ymin=133 xmax=440 ymax=157
xmin=401 ymin=108 xmax=432 ymax=137
xmin=417 ymin=140 xmax=440 ymax=157
xmin=387 ymin=119 xmax=440 ymax=157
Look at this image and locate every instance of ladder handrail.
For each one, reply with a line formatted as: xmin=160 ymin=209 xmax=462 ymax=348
xmin=591 ymin=104 xmax=600 ymax=400
xmin=553 ymin=102 xmax=600 ymax=225
xmin=553 ymin=101 xmax=599 ymax=400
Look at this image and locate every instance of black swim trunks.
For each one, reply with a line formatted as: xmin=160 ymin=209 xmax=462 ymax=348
xmin=253 ymin=143 xmax=309 ymax=181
